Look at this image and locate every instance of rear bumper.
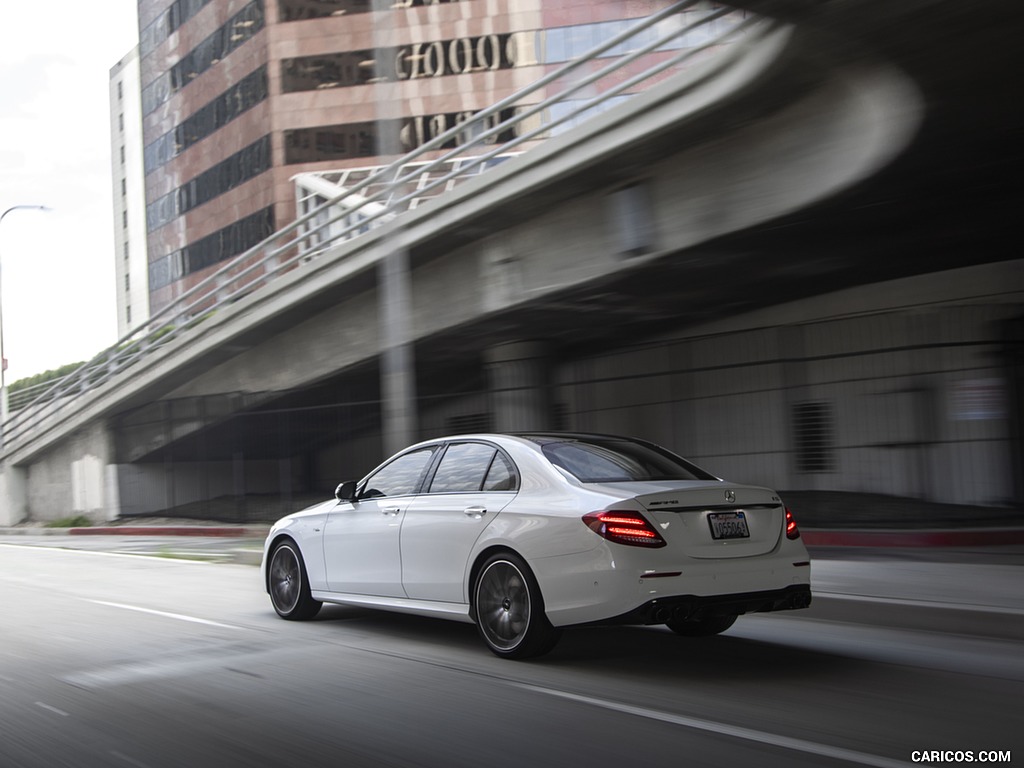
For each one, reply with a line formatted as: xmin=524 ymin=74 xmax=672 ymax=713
xmin=593 ymin=584 xmax=812 ymax=626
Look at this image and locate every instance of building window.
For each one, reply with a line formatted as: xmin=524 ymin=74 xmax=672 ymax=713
xmin=149 ymin=206 xmax=276 ymax=290
xmin=141 ymin=1 xmax=265 ymax=116
xmin=793 ymin=401 xmax=835 ymax=472
xmin=117 ymin=81 xmax=123 ymax=100
xmin=141 ymin=0 xmax=215 ymax=56
xmin=278 ymin=0 xmax=371 ymax=21
xmin=181 ymin=206 xmax=275 ymax=275
xmin=283 ymin=107 xmax=520 ymax=164
xmin=122 ymin=210 xmax=128 ymax=229
xmin=280 ymin=32 xmax=517 ymax=93
xmin=121 ymin=178 xmax=127 ymax=196
xmin=119 ymin=113 xmax=125 ymax=132
xmin=126 ymin=306 xmax=132 ymax=324
xmin=146 ymin=135 xmax=272 ymax=231
xmin=143 ymin=66 xmax=269 ymax=175
xmin=125 ymin=274 xmax=131 ymax=291
xmin=278 ymin=0 xmax=466 ymax=22
xmin=120 ymin=145 xmax=125 ymax=165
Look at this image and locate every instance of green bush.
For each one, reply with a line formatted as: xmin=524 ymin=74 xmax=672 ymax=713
xmin=8 ymin=362 xmax=86 ymax=395
xmin=44 ymin=515 xmax=93 ymax=528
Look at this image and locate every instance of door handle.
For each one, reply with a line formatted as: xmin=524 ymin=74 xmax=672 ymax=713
xmin=382 ymin=506 xmax=402 ymax=516
xmin=464 ymin=506 xmax=487 ymax=518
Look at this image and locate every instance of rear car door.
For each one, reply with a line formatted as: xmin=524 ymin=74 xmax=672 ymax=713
xmin=401 ymin=441 xmax=518 ymax=602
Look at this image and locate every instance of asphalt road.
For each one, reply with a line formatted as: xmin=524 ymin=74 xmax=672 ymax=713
xmin=0 ymin=542 xmax=1020 ymax=768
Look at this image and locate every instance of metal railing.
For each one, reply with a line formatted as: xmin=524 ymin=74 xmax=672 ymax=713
xmin=1 ymin=1 xmax=765 ymax=451
xmin=291 ymin=153 xmax=522 ymax=261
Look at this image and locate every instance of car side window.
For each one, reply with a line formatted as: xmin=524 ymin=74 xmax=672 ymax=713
xmin=483 ymin=451 xmax=517 ymax=491
xmin=361 ymin=448 xmax=435 ymax=498
xmin=428 ymin=443 xmax=497 ymax=493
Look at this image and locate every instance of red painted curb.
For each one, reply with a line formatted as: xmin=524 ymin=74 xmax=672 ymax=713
xmin=802 ymin=529 xmax=1024 ymax=547
xmin=69 ymin=527 xmax=263 ymax=537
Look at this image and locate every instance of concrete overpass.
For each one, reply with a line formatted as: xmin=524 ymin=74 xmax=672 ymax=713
xmin=2 ymin=0 xmax=1020 ymax=524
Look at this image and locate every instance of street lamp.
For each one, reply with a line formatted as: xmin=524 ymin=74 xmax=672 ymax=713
xmin=0 ymin=204 xmax=52 ymax=441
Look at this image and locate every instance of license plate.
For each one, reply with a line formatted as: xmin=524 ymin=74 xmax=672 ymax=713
xmin=708 ymin=511 xmax=750 ymax=540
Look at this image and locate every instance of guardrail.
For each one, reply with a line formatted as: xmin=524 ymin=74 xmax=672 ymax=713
xmin=0 ymin=0 xmax=765 ymax=452
xmin=6 ymin=377 xmax=72 ymax=413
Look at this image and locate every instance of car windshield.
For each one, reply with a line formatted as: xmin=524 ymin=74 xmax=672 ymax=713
xmin=529 ymin=436 xmax=717 ymax=483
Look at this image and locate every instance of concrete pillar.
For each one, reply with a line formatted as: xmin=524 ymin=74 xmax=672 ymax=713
xmin=485 ymin=340 xmax=553 ymax=432
xmin=379 ymin=247 xmax=417 ymax=455
xmin=0 ymin=462 xmax=27 ymax=526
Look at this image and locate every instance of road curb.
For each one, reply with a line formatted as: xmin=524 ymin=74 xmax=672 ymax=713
xmin=802 ymin=528 xmax=1024 ymax=548
xmin=0 ymin=526 xmax=270 ymax=537
xmin=2 ymin=526 xmax=1021 ymax=546
xmin=67 ymin=526 xmax=270 ymax=537
xmin=802 ymin=592 xmax=1024 ymax=642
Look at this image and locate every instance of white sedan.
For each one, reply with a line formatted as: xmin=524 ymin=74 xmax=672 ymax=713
xmin=262 ymin=433 xmax=811 ymax=658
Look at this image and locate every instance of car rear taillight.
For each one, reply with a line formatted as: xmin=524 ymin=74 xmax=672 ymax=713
xmin=785 ymin=507 xmax=800 ymax=540
xmin=583 ymin=511 xmax=666 ymax=548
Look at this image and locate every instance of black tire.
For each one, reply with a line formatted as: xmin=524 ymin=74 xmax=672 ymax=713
xmin=473 ymin=552 xmax=561 ymax=659
xmin=665 ymin=614 xmax=737 ymax=637
xmin=268 ymin=540 xmax=322 ymax=620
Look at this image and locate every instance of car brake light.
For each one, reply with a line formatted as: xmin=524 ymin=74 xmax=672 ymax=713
xmin=583 ymin=511 xmax=666 ymax=548
xmin=785 ymin=507 xmax=800 ymax=540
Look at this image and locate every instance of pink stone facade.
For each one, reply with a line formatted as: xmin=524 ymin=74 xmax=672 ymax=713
xmin=137 ymin=0 xmax=688 ymax=313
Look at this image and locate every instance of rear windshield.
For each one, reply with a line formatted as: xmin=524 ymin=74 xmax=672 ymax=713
xmin=534 ymin=437 xmax=717 ymax=483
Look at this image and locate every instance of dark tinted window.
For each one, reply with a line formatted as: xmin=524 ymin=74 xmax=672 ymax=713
xmin=483 ymin=452 xmax=516 ymax=491
xmin=361 ymin=448 xmax=435 ymax=498
xmin=146 ymin=136 xmax=271 ymax=231
xmin=429 ymin=443 xmax=496 ymax=493
xmin=145 ymin=66 xmax=269 ymax=175
xmin=142 ymin=1 xmax=265 ymax=116
xmin=536 ymin=437 xmax=716 ymax=483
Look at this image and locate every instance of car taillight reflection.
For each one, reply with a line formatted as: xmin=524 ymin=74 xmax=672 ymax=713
xmin=583 ymin=511 xmax=667 ymax=548
xmin=785 ymin=507 xmax=800 ymax=540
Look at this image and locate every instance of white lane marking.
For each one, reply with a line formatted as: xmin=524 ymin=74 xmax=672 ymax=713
xmin=35 ymin=702 xmax=70 ymax=717
xmin=814 ymin=590 xmax=1024 ymax=616
xmin=513 ymin=683 xmax=911 ymax=768
xmin=0 ymin=543 xmax=239 ymax=566
xmin=87 ymin=600 xmax=247 ymax=631
xmin=63 ymin=643 xmax=273 ymax=690
xmin=111 ymin=751 xmax=153 ymax=768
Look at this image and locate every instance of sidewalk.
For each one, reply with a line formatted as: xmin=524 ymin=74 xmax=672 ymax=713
xmin=3 ymin=523 xmax=1022 ymax=549
xmin=2 ymin=487 xmax=1022 ymax=549
xmin=0 ymin=524 xmax=271 ymax=537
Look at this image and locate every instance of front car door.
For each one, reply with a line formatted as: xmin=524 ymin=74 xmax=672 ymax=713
xmin=401 ymin=441 xmax=519 ymax=602
xmin=323 ymin=445 xmax=437 ymax=596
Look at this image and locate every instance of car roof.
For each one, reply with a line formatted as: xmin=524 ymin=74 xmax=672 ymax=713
xmin=512 ymin=431 xmax=640 ymax=442
xmin=396 ymin=432 xmax=653 ymax=456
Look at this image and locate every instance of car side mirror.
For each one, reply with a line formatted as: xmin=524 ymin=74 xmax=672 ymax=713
xmin=335 ymin=481 xmax=358 ymax=502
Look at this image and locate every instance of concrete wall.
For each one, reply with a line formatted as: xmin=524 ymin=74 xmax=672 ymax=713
xmin=24 ymin=420 xmax=117 ymax=523
xmin=554 ymin=261 xmax=1021 ymax=507
xmin=12 ymin=260 xmax=1007 ymax=524
xmin=116 ymin=457 xmax=306 ymax=519
xmin=0 ymin=466 xmax=27 ymax=526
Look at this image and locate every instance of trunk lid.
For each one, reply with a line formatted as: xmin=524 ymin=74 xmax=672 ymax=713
xmin=636 ymin=483 xmax=784 ymax=559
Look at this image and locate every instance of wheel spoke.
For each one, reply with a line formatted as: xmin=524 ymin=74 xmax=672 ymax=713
xmin=271 ymin=547 xmax=300 ymax=612
xmin=477 ymin=559 xmax=532 ymax=651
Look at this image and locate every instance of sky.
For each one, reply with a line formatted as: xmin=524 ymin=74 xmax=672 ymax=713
xmin=0 ymin=0 xmax=139 ymax=384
